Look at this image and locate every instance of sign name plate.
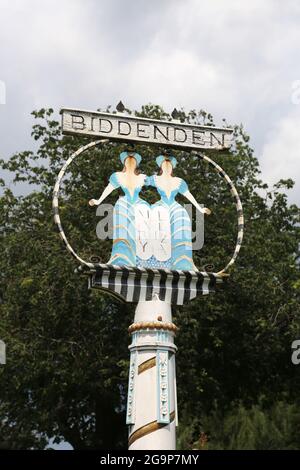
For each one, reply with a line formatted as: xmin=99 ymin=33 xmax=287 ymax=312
xmin=61 ymin=108 xmax=233 ymax=151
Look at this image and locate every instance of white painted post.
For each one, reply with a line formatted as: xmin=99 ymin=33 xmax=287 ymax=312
xmin=126 ymin=298 xmax=178 ymax=450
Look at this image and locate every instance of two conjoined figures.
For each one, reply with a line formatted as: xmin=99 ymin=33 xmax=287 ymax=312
xmin=89 ymin=151 xmax=211 ymax=271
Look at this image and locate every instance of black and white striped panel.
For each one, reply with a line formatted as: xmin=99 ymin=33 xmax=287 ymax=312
xmin=195 ymin=153 xmax=244 ymax=275
xmin=82 ymin=264 xmax=223 ymax=305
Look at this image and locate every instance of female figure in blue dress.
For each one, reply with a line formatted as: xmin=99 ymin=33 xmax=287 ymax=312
xmin=89 ymin=151 xmax=149 ymax=267
xmin=144 ymin=155 xmax=211 ymax=271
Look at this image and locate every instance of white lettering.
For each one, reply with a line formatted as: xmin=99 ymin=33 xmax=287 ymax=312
xmin=291 ymin=339 xmax=300 ymax=365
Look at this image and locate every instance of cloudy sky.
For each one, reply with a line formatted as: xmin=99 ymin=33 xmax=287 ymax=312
xmin=0 ymin=0 xmax=300 ymax=203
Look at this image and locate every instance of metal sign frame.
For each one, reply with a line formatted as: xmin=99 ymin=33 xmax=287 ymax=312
xmin=53 ymin=107 xmax=244 ymax=450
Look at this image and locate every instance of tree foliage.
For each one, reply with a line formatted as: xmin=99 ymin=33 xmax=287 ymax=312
xmin=0 ymin=105 xmax=299 ymax=449
xmin=179 ymin=401 xmax=300 ymax=450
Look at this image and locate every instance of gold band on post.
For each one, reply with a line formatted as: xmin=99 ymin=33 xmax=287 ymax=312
xmin=128 ymin=411 xmax=176 ymax=447
xmin=128 ymin=321 xmax=179 ymax=334
xmin=138 ymin=357 xmax=156 ymax=375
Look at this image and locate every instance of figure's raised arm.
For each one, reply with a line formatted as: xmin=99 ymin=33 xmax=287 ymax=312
xmin=88 ymin=183 xmax=115 ymax=207
xmin=89 ymin=173 xmax=120 ymax=207
xmin=179 ymin=179 xmax=211 ymax=215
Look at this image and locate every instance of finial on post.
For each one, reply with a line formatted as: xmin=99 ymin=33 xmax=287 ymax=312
xmin=116 ymin=101 xmax=125 ymax=113
xmin=171 ymin=108 xmax=186 ymax=123
xmin=171 ymin=108 xmax=179 ymax=120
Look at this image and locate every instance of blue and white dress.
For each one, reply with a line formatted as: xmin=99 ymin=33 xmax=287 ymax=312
xmin=108 ymin=172 xmax=148 ymax=267
xmin=143 ymin=175 xmax=197 ymax=271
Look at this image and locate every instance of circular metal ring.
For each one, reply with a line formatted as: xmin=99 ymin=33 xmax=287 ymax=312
xmin=53 ymin=143 xmax=243 ymax=276
xmin=195 ymin=153 xmax=244 ymax=275
xmin=52 ymin=139 xmax=109 ymax=268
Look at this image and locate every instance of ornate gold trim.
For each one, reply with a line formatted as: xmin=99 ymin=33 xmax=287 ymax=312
xmin=138 ymin=357 xmax=156 ymax=375
xmin=128 ymin=322 xmax=178 ymax=334
xmin=128 ymin=411 xmax=176 ymax=447
xmin=109 ymin=253 xmax=133 ymax=264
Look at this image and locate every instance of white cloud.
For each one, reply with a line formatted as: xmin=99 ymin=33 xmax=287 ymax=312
xmin=260 ymin=109 xmax=300 ymax=204
xmin=0 ymin=0 xmax=299 ymax=203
